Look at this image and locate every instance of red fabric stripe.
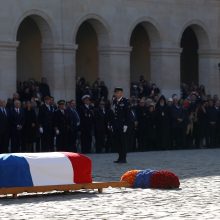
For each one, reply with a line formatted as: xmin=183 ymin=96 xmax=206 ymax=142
xmin=63 ymin=152 xmax=92 ymax=184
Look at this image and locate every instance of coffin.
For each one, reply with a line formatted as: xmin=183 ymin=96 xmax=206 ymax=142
xmin=0 ymin=152 xmax=92 ymax=188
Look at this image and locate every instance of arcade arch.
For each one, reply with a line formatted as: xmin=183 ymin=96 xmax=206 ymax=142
xmin=129 ymin=21 xmax=161 ymax=84
xmin=16 ymin=14 xmax=54 ymax=90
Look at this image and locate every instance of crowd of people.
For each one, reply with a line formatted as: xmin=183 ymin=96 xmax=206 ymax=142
xmin=1 ymin=75 xmax=220 ymax=156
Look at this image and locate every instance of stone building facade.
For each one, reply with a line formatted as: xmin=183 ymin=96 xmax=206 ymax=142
xmin=0 ymin=0 xmax=220 ymax=100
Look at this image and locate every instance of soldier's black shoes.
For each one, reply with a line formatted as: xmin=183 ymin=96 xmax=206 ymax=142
xmin=114 ymin=159 xmax=127 ymax=163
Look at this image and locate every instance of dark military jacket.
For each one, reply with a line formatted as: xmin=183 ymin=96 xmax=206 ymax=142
xmin=108 ymin=97 xmax=130 ymax=131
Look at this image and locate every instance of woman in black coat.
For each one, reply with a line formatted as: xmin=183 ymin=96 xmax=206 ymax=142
xmin=23 ymin=101 xmax=37 ymax=152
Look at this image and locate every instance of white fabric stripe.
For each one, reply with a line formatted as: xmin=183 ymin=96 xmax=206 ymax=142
xmin=14 ymin=152 xmax=74 ymax=186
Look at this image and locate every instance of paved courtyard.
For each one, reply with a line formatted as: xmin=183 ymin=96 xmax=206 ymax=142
xmin=0 ymin=148 xmax=220 ymax=219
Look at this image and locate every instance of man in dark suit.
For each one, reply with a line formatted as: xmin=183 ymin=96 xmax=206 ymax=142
xmin=0 ymin=99 xmax=10 ymax=153
xmin=78 ymin=95 xmax=94 ymax=153
xmin=38 ymin=96 xmax=54 ymax=152
xmin=10 ymin=100 xmax=25 ymax=153
xmin=94 ymin=100 xmax=108 ymax=153
xmin=170 ymin=95 xmax=187 ymax=149
xmin=66 ymin=99 xmax=80 ymax=152
xmin=206 ymin=99 xmax=219 ymax=147
xmin=108 ymin=88 xmax=130 ymax=163
xmin=54 ymin=100 xmax=69 ymax=151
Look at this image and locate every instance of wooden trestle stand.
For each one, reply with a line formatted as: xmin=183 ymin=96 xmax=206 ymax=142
xmin=0 ymin=181 xmax=131 ymax=198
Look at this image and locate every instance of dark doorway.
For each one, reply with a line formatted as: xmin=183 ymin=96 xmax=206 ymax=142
xmin=130 ymin=25 xmax=150 ymax=83
xmin=180 ymin=27 xmax=199 ymax=86
xmin=17 ymin=17 xmax=42 ymax=83
xmin=76 ymin=21 xmax=99 ymax=84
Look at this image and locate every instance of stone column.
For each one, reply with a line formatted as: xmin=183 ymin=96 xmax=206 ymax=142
xmin=99 ymin=46 xmax=132 ymax=98
xmin=199 ymin=49 xmax=220 ymax=96
xmin=0 ymin=41 xmax=19 ymax=99
xmin=41 ymin=43 xmax=77 ymax=101
xmin=150 ymin=47 xmax=182 ymax=98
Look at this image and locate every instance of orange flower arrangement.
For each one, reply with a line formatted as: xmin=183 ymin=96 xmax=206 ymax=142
xmin=120 ymin=170 xmax=140 ymax=185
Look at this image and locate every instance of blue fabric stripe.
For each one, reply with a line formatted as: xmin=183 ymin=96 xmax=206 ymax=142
xmin=0 ymin=154 xmax=33 ymax=188
xmin=133 ymin=169 xmax=157 ymax=188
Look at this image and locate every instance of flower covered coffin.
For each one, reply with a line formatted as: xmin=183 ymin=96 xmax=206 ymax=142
xmin=0 ymin=152 xmax=92 ymax=188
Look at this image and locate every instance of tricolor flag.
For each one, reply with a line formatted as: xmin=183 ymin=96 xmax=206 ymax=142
xmin=0 ymin=152 xmax=92 ymax=188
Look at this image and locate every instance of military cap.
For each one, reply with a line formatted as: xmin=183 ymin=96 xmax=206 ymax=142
xmin=81 ymin=95 xmax=91 ymax=100
xmin=57 ymin=100 xmax=65 ymax=105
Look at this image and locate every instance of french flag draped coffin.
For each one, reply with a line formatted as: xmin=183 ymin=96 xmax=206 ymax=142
xmin=0 ymin=152 xmax=92 ymax=188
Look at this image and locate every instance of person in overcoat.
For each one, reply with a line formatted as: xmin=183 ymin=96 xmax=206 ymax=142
xmin=78 ymin=95 xmax=94 ymax=153
xmin=38 ymin=96 xmax=54 ymax=152
xmin=54 ymin=100 xmax=69 ymax=151
xmin=0 ymin=99 xmax=10 ymax=153
xmin=10 ymin=100 xmax=25 ymax=152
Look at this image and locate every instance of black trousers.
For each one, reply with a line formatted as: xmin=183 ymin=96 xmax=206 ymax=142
xmin=81 ymin=129 xmax=92 ymax=153
xmin=0 ymin=132 xmax=9 ymax=153
xmin=95 ymin=130 xmax=106 ymax=153
xmin=67 ymin=130 xmax=78 ymax=152
xmin=113 ymin=130 xmax=128 ymax=161
xmin=11 ymin=130 xmax=23 ymax=153
xmin=56 ymin=132 xmax=68 ymax=151
xmin=41 ymin=131 xmax=54 ymax=152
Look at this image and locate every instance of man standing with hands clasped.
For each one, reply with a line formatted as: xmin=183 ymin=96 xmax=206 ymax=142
xmin=108 ymin=87 xmax=130 ymax=163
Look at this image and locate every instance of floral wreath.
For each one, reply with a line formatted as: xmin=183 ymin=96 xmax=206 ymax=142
xmin=121 ymin=169 xmax=180 ymax=189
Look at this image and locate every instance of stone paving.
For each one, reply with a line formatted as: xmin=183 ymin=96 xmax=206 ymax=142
xmin=0 ymin=149 xmax=220 ymax=219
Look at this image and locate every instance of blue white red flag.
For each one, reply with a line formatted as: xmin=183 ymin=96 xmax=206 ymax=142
xmin=0 ymin=152 xmax=92 ymax=188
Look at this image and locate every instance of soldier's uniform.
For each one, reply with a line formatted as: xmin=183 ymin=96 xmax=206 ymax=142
xmin=108 ymin=88 xmax=130 ymax=163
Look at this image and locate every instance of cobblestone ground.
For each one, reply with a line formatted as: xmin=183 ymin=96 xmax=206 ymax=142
xmin=0 ymin=149 xmax=220 ymax=219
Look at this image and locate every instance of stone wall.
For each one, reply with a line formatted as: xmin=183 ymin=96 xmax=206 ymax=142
xmin=0 ymin=0 xmax=220 ymax=99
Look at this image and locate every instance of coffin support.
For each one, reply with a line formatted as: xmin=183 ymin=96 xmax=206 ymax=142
xmin=0 ymin=181 xmax=131 ymax=198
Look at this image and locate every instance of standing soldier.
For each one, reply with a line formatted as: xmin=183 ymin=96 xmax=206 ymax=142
xmin=108 ymin=88 xmax=130 ymax=163
xmin=78 ymin=95 xmax=94 ymax=153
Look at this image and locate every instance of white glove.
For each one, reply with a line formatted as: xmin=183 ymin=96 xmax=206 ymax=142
xmin=39 ymin=127 xmax=44 ymax=134
xmin=56 ymin=129 xmax=60 ymax=135
xmin=108 ymin=125 xmax=113 ymax=132
xmin=123 ymin=125 xmax=128 ymax=133
xmin=17 ymin=125 xmax=22 ymax=130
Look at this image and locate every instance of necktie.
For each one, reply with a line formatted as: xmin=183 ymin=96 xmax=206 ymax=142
xmin=73 ymin=109 xmax=80 ymax=122
xmin=1 ymin=108 xmax=5 ymax=116
xmin=3 ymin=108 xmax=7 ymax=116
